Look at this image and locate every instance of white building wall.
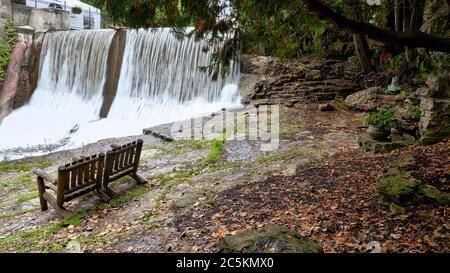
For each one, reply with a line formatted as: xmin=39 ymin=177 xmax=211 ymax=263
xmin=24 ymin=0 xmax=101 ymax=29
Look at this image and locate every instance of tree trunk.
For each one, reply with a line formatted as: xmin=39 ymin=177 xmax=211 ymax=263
xmin=353 ymin=34 xmax=372 ymax=73
xmin=402 ymin=0 xmax=408 ymax=33
xmin=387 ymin=0 xmax=396 ymax=31
xmin=406 ymin=0 xmax=420 ymax=61
xmin=395 ymin=0 xmax=402 ymax=32
xmin=352 ymin=0 xmax=372 ymax=73
xmin=447 ymin=0 xmax=450 ymax=30
xmin=404 ymin=0 xmax=413 ymax=61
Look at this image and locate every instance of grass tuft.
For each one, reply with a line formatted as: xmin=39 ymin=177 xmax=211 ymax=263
xmin=201 ymin=139 xmax=225 ymax=166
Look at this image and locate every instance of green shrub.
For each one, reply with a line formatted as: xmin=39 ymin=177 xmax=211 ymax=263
xmin=381 ymin=53 xmax=407 ymax=74
xmin=0 ymin=18 xmax=18 ymax=82
xmin=413 ymin=50 xmax=450 ymax=83
xmin=71 ymin=6 xmax=83 ymax=14
xmin=363 ymin=108 xmax=397 ymax=130
xmin=408 ymin=106 xmax=422 ymax=121
xmin=399 ymin=90 xmax=417 ymax=98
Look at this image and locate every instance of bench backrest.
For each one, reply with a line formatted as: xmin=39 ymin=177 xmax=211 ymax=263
xmin=103 ymin=139 xmax=143 ymax=186
xmin=56 ymin=153 xmax=105 ymax=205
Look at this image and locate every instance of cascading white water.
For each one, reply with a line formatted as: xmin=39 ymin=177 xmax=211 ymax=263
xmin=107 ymin=28 xmax=240 ymax=128
xmin=118 ymin=28 xmax=238 ymax=101
xmin=0 ymin=30 xmax=116 ymax=160
xmin=0 ymin=29 xmax=241 ymax=160
xmin=38 ymin=30 xmax=115 ymax=100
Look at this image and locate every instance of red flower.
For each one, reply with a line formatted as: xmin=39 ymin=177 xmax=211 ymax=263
xmin=380 ymin=52 xmax=392 ymax=64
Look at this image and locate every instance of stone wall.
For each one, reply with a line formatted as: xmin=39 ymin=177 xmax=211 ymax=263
xmin=239 ymin=55 xmax=364 ymax=106
xmin=28 ymin=8 xmax=69 ymax=33
xmin=11 ymin=3 xmax=31 ymax=26
xmin=0 ymin=0 xmax=12 ymax=42
xmin=419 ymin=73 xmax=450 ymax=144
xmin=11 ymin=5 xmax=70 ymax=31
xmin=12 ymin=25 xmax=34 ymax=108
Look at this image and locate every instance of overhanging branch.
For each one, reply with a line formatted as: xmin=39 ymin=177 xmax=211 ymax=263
xmin=301 ymin=0 xmax=450 ymax=53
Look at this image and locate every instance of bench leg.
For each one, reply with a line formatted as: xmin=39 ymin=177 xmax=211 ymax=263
xmin=49 ymin=202 xmax=74 ymax=218
xmin=95 ymin=189 xmax=111 ymax=202
xmin=130 ymin=173 xmax=147 ymax=185
xmin=55 ymin=206 xmax=74 ymax=218
xmin=101 ymin=187 xmax=119 ymax=199
xmin=41 ymin=191 xmax=73 ymax=218
xmin=36 ymin=177 xmax=48 ymax=211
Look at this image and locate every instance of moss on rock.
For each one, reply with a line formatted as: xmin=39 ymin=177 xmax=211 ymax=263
xmin=377 ymin=169 xmax=420 ymax=204
xmin=418 ymin=185 xmax=450 ymax=206
xmin=218 ymin=224 xmax=323 ymax=253
xmin=377 ymin=155 xmax=449 ymax=210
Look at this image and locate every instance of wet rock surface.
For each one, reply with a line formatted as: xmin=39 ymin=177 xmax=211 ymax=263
xmin=0 ymin=105 xmax=448 ymax=253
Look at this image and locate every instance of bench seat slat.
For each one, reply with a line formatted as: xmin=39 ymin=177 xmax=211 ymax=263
xmin=77 ymin=166 xmax=84 ymax=187
xmin=64 ymin=184 xmax=98 ymax=201
xmin=119 ymin=151 xmax=125 ymax=169
xmin=108 ymin=166 xmax=135 ymax=181
xmin=66 ymin=180 xmax=97 ymax=195
xmin=84 ymin=164 xmax=90 ymax=184
xmin=90 ymin=161 xmax=97 ymax=180
xmin=63 ymin=156 xmax=101 ymax=172
xmin=70 ymin=170 xmax=77 ymax=188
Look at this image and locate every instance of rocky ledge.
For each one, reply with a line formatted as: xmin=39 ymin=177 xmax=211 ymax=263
xmin=239 ymin=55 xmax=385 ymax=106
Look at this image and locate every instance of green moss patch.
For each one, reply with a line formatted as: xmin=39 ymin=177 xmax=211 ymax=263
xmin=201 ymin=139 xmax=225 ymax=166
xmin=0 ymin=160 xmax=52 ymax=174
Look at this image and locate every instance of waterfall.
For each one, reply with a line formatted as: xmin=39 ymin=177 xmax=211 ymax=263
xmin=108 ymin=28 xmax=240 ymax=127
xmin=0 ymin=29 xmax=241 ymax=160
xmin=118 ymin=28 xmax=238 ymax=101
xmin=38 ymin=30 xmax=115 ymax=100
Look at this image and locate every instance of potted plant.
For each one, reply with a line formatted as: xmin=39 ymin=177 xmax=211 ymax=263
xmin=363 ymin=108 xmax=397 ymax=141
xmin=71 ymin=6 xmax=83 ymax=14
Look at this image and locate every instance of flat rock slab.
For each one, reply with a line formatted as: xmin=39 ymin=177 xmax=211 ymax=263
xmin=143 ymin=106 xmax=247 ymax=142
xmin=358 ymin=135 xmax=415 ymax=153
xmin=143 ymin=116 xmax=214 ymax=142
xmin=143 ymin=122 xmax=177 ymax=142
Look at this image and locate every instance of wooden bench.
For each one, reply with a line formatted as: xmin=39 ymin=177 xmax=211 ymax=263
xmin=102 ymin=139 xmax=147 ymax=197
xmin=33 ymin=153 xmax=110 ymax=217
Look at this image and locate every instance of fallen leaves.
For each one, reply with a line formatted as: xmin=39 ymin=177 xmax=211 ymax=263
xmin=171 ymin=139 xmax=450 ymax=253
xmin=212 ymin=225 xmax=230 ymax=238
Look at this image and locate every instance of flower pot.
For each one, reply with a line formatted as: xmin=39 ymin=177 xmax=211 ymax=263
xmin=367 ymin=125 xmax=390 ymax=141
